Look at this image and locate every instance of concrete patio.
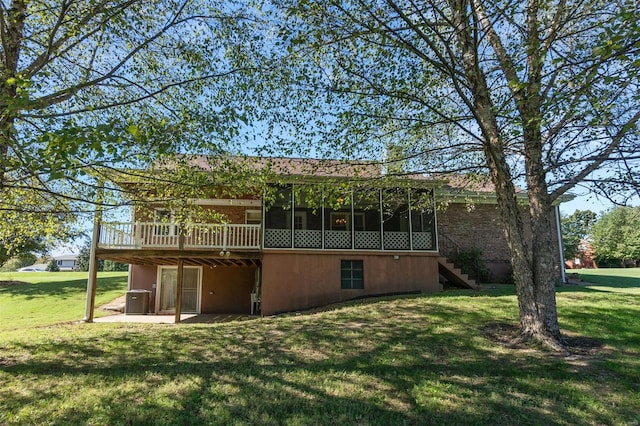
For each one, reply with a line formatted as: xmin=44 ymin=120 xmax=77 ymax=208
xmin=92 ymin=313 xmax=257 ymax=324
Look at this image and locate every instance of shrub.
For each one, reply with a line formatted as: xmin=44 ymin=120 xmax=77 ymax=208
xmin=103 ymin=260 xmax=129 ymax=271
xmin=454 ymin=248 xmax=491 ymax=283
xmin=46 ymin=259 xmax=60 ymax=272
xmin=0 ymin=253 xmax=37 ymax=272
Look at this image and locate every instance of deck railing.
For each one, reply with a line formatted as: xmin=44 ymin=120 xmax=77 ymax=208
xmin=99 ymin=222 xmax=262 ymax=250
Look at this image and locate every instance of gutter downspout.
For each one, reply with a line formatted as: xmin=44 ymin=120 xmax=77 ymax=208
xmin=555 ymin=205 xmax=566 ymax=284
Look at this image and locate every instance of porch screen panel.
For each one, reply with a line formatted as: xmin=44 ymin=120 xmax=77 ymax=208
xmin=410 ymin=189 xmax=436 ymax=250
xmin=264 ymin=185 xmax=293 ymax=248
xmin=324 ymin=191 xmax=352 ymax=249
xmin=354 ymin=190 xmax=382 ymax=249
xmin=382 ymin=188 xmax=410 ymax=250
xmin=293 ymin=185 xmax=322 ymax=248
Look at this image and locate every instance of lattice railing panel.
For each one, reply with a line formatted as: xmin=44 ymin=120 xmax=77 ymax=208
xmin=384 ymin=231 xmax=410 ymax=250
xmin=325 ymin=231 xmax=351 ymax=249
xmin=355 ymin=231 xmax=381 ymax=249
xmin=264 ymin=229 xmax=292 ymax=248
xmin=294 ymin=230 xmax=322 ymax=248
xmin=412 ymin=232 xmax=434 ymax=250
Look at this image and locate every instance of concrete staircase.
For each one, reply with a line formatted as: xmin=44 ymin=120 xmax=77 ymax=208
xmin=437 ymin=256 xmax=480 ymax=290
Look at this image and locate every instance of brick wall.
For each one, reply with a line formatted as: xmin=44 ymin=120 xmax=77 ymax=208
xmin=133 ymin=204 xmax=260 ymax=224
xmin=437 ymin=203 xmax=562 ymax=283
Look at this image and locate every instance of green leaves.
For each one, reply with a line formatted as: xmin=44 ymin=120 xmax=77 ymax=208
xmin=561 ymin=210 xmax=597 ymax=260
xmin=591 ymin=206 xmax=640 ymax=264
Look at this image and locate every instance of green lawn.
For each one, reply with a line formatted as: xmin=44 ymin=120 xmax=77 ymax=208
xmin=0 ymin=270 xmax=639 ymax=425
xmin=0 ymin=271 xmax=128 ymax=332
xmin=572 ymin=267 xmax=640 ymax=294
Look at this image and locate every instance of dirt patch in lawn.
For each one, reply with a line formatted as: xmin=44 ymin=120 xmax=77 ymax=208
xmin=481 ymin=321 xmax=606 ymax=356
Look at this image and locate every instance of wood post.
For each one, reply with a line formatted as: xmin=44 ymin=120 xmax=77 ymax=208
xmin=174 ymin=258 xmax=184 ymax=324
xmin=82 ymin=186 xmax=103 ymax=322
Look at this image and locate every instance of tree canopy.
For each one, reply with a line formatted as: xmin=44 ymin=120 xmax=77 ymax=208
xmin=0 ymin=0 xmax=261 ymax=253
xmin=561 ymin=210 xmax=597 ymax=261
xmin=591 ymin=206 xmax=640 ymax=266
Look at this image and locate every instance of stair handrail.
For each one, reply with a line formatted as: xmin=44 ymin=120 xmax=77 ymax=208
xmin=438 ymin=233 xmax=462 ymax=258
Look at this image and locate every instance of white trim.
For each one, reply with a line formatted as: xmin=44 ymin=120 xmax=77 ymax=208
xmin=156 ymin=265 xmax=202 ymax=314
xmin=555 ymin=205 xmax=566 ymax=283
xmin=194 ymin=198 xmax=261 ymax=207
xmin=127 ymin=264 xmax=132 ymax=291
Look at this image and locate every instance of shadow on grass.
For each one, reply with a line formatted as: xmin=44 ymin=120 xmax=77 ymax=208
xmin=2 ymin=297 xmax=637 ymax=425
xmin=0 ymin=275 xmax=126 ymax=300
xmin=571 ymin=273 xmax=640 ymax=288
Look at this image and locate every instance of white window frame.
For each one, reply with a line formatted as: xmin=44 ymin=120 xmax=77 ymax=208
xmin=286 ymin=211 xmax=308 ymax=230
xmin=245 ymin=209 xmax=262 ymax=224
xmin=154 ymin=209 xmax=176 ymax=236
xmin=330 ymin=212 xmax=364 ymax=231
xmin=155 ymin=265 xmax=203 ymax=314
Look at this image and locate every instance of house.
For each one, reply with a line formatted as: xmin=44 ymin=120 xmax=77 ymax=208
xmin=565 ymin=239 xmax=597 ymax=269
xmin=83 ymin=157 xmax=565 ymax=321
xmin=54 ymin=254 xmax=79 ymax=271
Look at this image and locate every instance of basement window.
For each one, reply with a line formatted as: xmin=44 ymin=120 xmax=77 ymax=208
xmin=341 ymin=260 xmax=364 ymax=289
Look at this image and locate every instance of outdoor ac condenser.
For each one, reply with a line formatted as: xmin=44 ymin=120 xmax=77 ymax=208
xmin=125 ymin=290 xmax=149 ymax=315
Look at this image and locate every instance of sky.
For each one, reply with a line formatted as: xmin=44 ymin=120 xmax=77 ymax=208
xmin=559 ymin=192 xmax=639 ymax=216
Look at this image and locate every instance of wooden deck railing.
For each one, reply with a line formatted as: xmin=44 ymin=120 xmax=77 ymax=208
xmin=99 ymin=222 xmax=262 ymax=250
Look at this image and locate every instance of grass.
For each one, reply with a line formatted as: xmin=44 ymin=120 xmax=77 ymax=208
xmin=571 ymin=267 xmax=640 ymax=294
xmin=0 ymin=269 xmax=639 ymax=425
xmin=0 ymin=271 xmax=128 ymax=332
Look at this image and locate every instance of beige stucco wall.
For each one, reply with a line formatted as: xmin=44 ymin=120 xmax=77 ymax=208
xmin=129 ymin=264 xmax=256 ymax=314
xmin=260 ymin=251 xmax=440 ymax=315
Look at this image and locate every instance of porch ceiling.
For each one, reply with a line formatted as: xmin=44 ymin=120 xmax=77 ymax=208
xmin=96 ymin=249 xmax=262 ymax=268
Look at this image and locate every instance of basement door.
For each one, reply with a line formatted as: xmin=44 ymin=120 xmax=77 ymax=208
xmin=157 ymin=266 xmax=202 ymax=314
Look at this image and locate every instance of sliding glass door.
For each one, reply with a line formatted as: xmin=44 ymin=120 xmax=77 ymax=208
xmin=158 ymin=266 xmax=201 ymax=313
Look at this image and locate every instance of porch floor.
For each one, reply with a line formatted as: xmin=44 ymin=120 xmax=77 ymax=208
xmin=92 ymin=314 xmax=257 ymax=324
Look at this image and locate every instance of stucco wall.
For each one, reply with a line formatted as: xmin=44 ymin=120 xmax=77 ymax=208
xmin=201 ymin=266 xmax=256 ymax=314
xmin=129 ymin=264 xmax=256 ymax=314
xmin=260 ymin=251 xmax=439 ymax=315
xmin=130 ymin=265 xmax=157 ymax=312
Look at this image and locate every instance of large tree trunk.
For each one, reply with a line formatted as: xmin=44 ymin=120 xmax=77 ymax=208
xmin=450 ymin=0 xmax=564 ymax=349
xmin=0 ymin=0 xmax=26 ymax=190
xmin=525 ymin=163 xmax=562 ymax=344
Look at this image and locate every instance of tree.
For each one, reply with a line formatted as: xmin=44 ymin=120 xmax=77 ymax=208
xmin=0 ymin=187 xmax=78 ymax=264
xmin=76 ymin=241 xmax=104 ymax=272
xmin=0 ymin=0 xmax=259 ymax=253
xmin=46 ymin=258 xmax=60 ymax=272
xmin=262 ymin=0 xmax=640 ymax=348
xmin=591 ymin=206 xmax=640 ymax=266
xmin=0 ymin=253 xmax=36 ymax=271
xmin=103 ymin=260 xmax=128 ymax=272
xmin=561 ymin=210 xmax=597 ymax=261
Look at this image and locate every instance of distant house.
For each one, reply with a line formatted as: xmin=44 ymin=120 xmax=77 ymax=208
xmin=565 ymin=239 xmax=597 ymax=269
xmin=54 ymin=254 xmax=78 ymax=271
xmin=83 ymin=157 xmax=566 ymax=320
